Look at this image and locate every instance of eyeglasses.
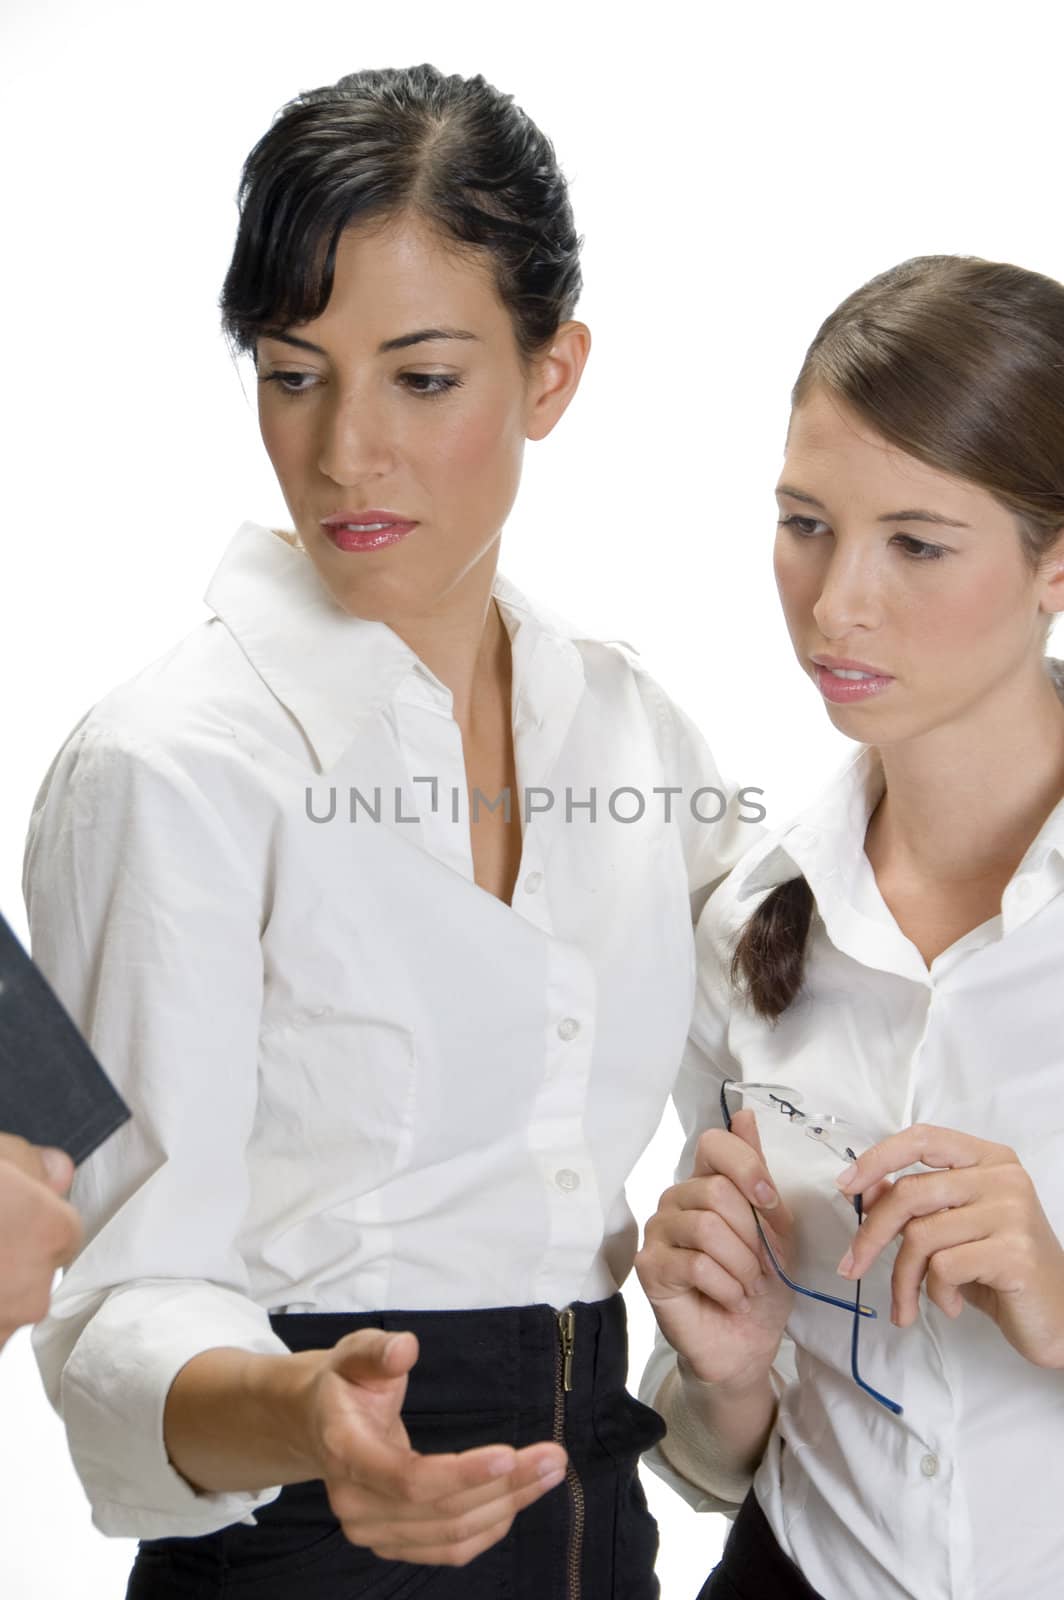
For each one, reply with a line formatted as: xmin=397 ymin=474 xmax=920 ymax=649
xmin=721 ymin=1079 xmax=902 ymax=1416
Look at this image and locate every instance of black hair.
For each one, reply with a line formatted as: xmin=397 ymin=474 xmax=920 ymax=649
xmin=219 ymin=64 xmax=583 ymax=363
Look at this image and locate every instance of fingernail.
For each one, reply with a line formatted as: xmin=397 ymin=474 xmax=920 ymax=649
xmin=835 ymin=1163 xmax=858 ymax=1190
xmin=751 ymin=1276 xmax=768 ymax=1296
xmin=754 ymin=1181 xmax=778 ymax=1208
xmin=538 ymin=1457 xmax=566 ymax=1481
xmin=836 ymin=1249 xmax=855 ymax=1278
xmin=41 ymin=1148 xmax=73 ymax=1189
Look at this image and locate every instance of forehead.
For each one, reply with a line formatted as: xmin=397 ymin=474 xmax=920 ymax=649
xmin=273 ymin=212 xmax=509 ymax=347
xmin=781 ymin=386 xmax=995 ymax=520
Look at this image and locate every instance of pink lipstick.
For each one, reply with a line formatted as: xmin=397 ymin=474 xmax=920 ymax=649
xmin=320 ymin=510 xmax=419 ymax=553
xmin=811 ymin=654 xmax=895 ymax=704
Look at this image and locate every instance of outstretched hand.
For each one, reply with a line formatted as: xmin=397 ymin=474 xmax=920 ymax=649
xmin=306 ymin=1328 xmax=569 ymax=1566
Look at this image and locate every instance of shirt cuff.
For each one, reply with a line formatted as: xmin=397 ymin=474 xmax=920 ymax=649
xmin=653 ymin=1362 xmax=754 ymax=1510
xmin=57 ymin=1280 xmax=295 ymax=1539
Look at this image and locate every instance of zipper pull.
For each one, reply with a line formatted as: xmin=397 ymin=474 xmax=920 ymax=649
xmin=559 ymin=1307 xmax=576 ymax=1393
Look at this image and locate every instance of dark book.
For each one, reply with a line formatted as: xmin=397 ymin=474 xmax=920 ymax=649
xmin=0 ymin=909 xmax=131 ymax=1165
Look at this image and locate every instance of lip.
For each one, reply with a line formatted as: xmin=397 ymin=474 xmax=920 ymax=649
xmin=320 ymin=509 xmax=419 ymax=554
xmin=810 ymin=653 xmax=895 ymax=705
xmin=811 ymin=654 xmax=893 ymax=676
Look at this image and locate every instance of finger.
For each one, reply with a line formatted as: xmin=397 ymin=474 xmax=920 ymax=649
xmin=364 ymin=1465 xmax=567 ymax=1564
xmin=335 ymin=1427 xmax=567 ymax=1505
xmin=429 ymin=1447 xmax=570 ymax=1519
xmin=889 ymin=1206 xmax=993 ymax=1325
xmin=692 ymin=1126 xmax=784 ymax=1214
xmin=338 ymin=1440 xmax=568 ymax=1525
xmin=839 ymin=1168 xmax=978 ymax=1280
xmin=659 ymin=1207 xmax=766 ymax=1299
xmin=0 ymin=1136 xmax=64 ymax=1189
xmin=729 ymin=1107 xmax=766 ymax=1161
xmin=331 ymin=1328 xmax=420 ymax=1392
xmin=835 ymin=1124 xmax=1009 ymax=1197
xmin=924 ymin=1240 xmax=1001 ymax=1320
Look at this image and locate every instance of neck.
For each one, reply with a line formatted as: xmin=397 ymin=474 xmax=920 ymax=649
xmin=866 ymin=661 xmax=1064 ymax=886
xmin=385 ymin=545 xmax=510 ymax=725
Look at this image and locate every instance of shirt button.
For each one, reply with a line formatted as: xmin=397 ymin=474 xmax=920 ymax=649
xmin=557 ymin=1017 xmax=580 ymax=1041
xmin=524 ymin=871 xmax=543 ymax=894
xmin=555 ymin=1168 xmax=581 ymax=1192
xmin=920 ymin=1453 xmax=939 ymax=1478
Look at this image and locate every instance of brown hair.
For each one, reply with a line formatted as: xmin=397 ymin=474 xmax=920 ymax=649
xmin=733 ymin=255 xmax=1064 ymax=1022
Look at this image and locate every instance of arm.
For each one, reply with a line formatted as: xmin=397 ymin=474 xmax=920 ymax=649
xmin=25 ymin=712 xmax=567 ymax=1559
xmin=24 ymin=713 xmax=296 ymax=1537
xmin=630 ymin=666 xmax=766 ymax=922
xmin=651 ymin=1357 xmax=777 ymax=1506
xmin=636 ymin=896 xmax=798 ymax=1514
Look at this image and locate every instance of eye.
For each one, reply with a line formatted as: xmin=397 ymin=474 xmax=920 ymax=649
xmin=398 ymin=372 xmax=464 ymax=398
xmin=891 ymin=533 xmax=947 ymax=561
xmin=778 ymin=513 xmax=829 ymax=538
xmin=258 ymin=370 xmax=319 ymax=398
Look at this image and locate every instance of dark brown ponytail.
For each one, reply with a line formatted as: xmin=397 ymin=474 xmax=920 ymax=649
xmin=730 ymin=876 xmax=815 ymax=1022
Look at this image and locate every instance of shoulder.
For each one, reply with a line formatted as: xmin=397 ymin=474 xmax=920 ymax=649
xmin=697 ymin=826 xmax=804 ymax=951
xmin=26 ymin=619 xmax=280 ymax=858
xmin=37 ymin=618 xmax=278 ymax=782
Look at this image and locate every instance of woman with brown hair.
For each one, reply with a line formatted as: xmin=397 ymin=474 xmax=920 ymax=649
xmin=635 ymin=255 xmax=1064 ymax=1599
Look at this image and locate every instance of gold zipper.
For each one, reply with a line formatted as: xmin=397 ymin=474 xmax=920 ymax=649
xmin=554 ymin=1306 xmax=585 ymax=1599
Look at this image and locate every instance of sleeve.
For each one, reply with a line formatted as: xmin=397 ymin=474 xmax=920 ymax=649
xmin=636 ymin=890 xmax=798 ymax=1516
xmin=23 ymin=712 xmax=293 ymax=1539
xmin=630 ymin=665 xmax=766 ymax=921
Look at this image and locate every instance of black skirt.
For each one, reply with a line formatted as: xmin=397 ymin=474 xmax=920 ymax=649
xmin=696 ymin=1488 xmax=827 ymax=1600
xmin=126 ymin=1294 xmax=665 ymax=1599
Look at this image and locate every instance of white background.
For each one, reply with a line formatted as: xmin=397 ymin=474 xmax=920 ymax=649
xmin=2 ymin=1 xmax=1062 ymax=1594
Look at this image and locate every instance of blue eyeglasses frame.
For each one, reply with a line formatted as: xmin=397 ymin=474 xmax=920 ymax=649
xmin=720 ymin=1078 xmax=903 ymax=1417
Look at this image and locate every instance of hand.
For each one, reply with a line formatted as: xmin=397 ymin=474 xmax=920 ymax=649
xmin=0 ymin=1134 xmax=82 ymax=1350
xmin=635 ymin=1108 xmax=796 ymax=1387
xmin=304 ymin=1329 xmax=569 ymax=1566
xmin=836 ymin=1124 xmax=1064 ymax=1368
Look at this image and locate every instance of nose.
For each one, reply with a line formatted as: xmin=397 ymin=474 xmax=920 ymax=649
xmin=812 ymin=543 xmax=884 ymax=638
xmin=316 ymin=391 xmax=394 ymax=486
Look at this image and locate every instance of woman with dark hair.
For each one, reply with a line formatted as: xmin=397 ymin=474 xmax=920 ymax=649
xmin=24 ymin=65 xmax=753 ymax=1600
xmin=636 ymin=255 xmax=1064 ymax=1599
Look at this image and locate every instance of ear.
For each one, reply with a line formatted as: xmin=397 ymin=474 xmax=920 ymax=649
xmin=524 ymin=321 xmax=591 ymax=442
xmin=1037 ymin=525 xmax=1064 ymax=616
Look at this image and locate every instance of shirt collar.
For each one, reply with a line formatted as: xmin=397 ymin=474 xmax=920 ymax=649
xmin=732 ymin=746 xmax=882 ymax=904
xmin=204 ymin=522 xmax=599 ymax=772
xmin=731 ymin=686 xmax=1064 ymax=954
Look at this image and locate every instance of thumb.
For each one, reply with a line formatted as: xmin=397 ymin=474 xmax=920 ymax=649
xmin=332 ymin=1328 xmax=419 ymax=1393
xmin=39 ymin=1148 xmax=75 ymax=1193
xmin=729 ymin=1108 xmax=796 ymax=1244
xmin=0 ymin=1135 xmax=73 ymax=1192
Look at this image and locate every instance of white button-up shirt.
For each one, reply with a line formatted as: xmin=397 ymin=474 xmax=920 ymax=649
xmin=24 ymin=522 xmax=758 ymax=1541
xmin=640 ymin=738 xmax=1064 ymax=1600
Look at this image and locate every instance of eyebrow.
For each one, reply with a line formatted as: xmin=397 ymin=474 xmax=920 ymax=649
xmin=775 ymin=484 xmax=972 ymax=529
xmin=259 ymin=326 xmax=481 ymax=356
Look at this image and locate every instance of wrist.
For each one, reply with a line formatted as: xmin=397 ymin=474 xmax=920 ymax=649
xmin=676 ymin=1351 xmax=775 ymax=1403
xmin=241 ymin=1347 xmax=324 ymax=1480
